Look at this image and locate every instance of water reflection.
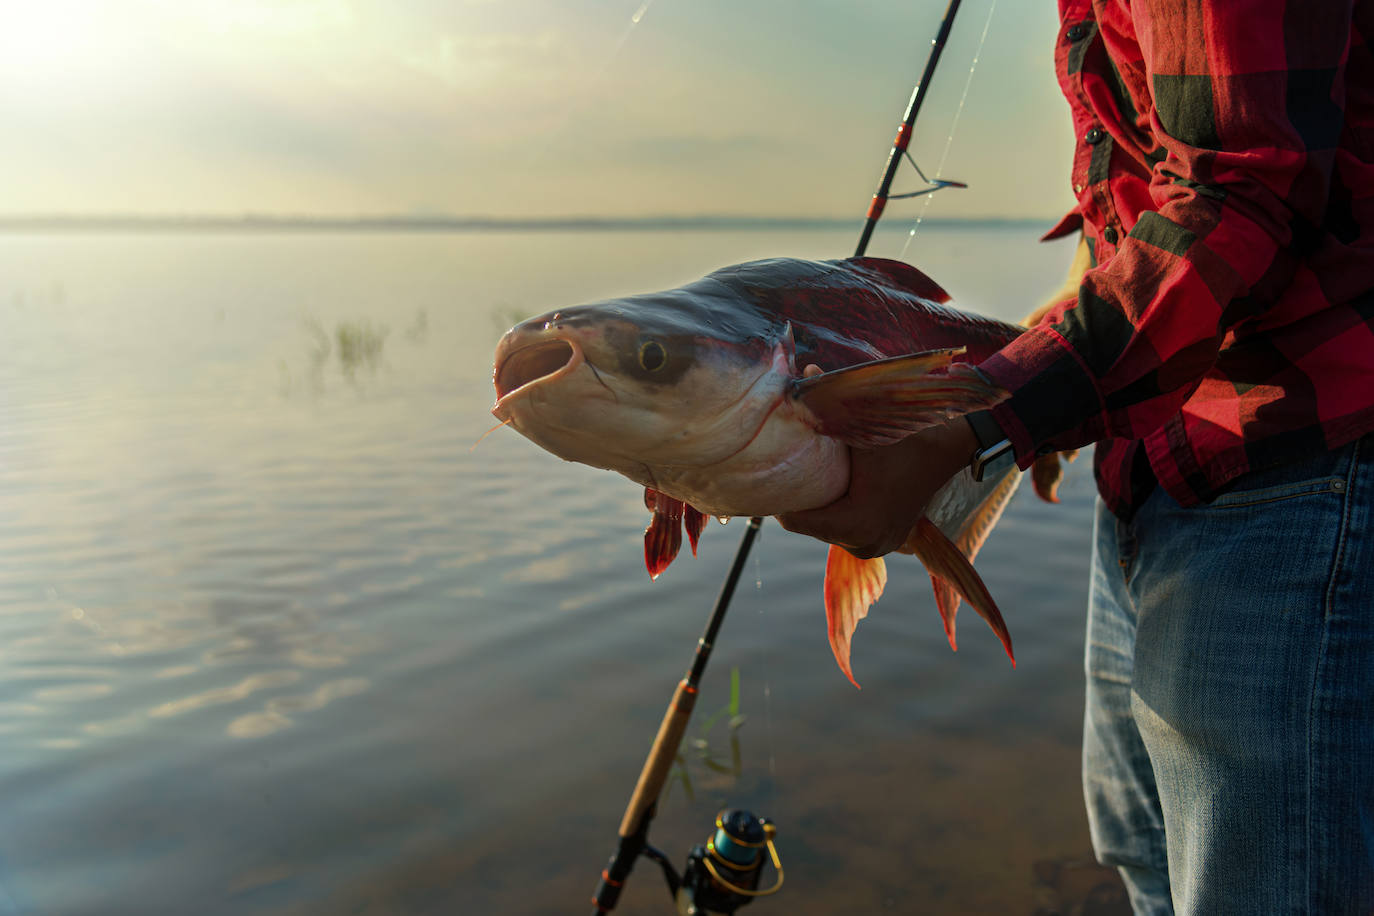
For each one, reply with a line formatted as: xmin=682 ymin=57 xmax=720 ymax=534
xmin=227 ymin=677 xmax=369 ymax=739
xmin=0 ymin=228 xmax=1109 ymax=914
xmin=33 ymin=683 xmax=114 ymax=703
xmin=149 ymin=671 xmax=302 ymax=719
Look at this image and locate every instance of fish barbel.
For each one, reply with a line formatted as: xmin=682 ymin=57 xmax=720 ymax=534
xmin=491 ymin=256 xmax=1030 ymax=686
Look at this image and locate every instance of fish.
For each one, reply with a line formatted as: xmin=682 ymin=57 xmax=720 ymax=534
xmin=491 ymin=256 xmax=1035 ymax=687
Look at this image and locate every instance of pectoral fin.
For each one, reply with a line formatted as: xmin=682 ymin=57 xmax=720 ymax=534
xmin=793 ymin=350 xmax=1008 ymax=448
xmin=643 ymin=489 xmax=684 ymax=579
xmin=684 ymin=505 xmax=707 ymax=556
xmin=823 ymin=545 xmax=888 ymax=689
xmin=643 ymin=490 xmax=707 ymax=577
xmin=904 ymin=517 xmax=1014 ymax=666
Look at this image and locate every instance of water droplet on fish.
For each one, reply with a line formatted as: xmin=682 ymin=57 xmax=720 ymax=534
xmin=717 ymin=515 xmax=731 ymax=525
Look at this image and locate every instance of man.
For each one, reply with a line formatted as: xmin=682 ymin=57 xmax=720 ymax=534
xmin=780 ymin=2 xmax=1374 ymax=912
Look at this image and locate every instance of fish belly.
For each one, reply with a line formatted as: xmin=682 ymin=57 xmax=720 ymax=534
xmin=651 ymin=426 xmax=849 ymax=519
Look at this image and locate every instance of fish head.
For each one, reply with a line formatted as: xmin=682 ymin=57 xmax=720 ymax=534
xmin=492 ymin=278 xmax=794 ymax=482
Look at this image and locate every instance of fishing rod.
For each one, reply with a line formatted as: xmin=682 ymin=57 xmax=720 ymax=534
xmin=590 ymin=2 xmax=968 ymax=911
xmin=855 ymin=0 xmax=966 ymax=259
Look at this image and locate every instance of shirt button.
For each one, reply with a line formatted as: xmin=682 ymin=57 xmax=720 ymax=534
xmin=1103 ymin=226 xmax=1119 ymax=244
xmin=1066 ymin=24 xmax=1088 ymax=41
xmin=1085 ymin=127 xmax=1105 ymax=145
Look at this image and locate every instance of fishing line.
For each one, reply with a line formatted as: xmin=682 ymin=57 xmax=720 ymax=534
xmin=591 ymin=3 xmax=972 ymax=908
xmin=763 ymin=680 xmax=776 ymax=778
xmin=900 ymin=0 xmax=999 ymax=260
xmin=519 ymin=0 xmax=659 ymax=171
xmin=748 ymin=526 xmax=778 ymax=781
xmin=753 ymin=526 xmax=762 ymax=590
xmin=610 ymin=0 xmax=657 ymax=58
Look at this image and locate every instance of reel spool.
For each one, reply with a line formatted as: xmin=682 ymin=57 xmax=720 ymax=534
xmin=674 ymin=809 xmax=783 ymax=916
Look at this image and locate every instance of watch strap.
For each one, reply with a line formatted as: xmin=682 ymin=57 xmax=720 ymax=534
xmin=965 ymin=411 xmax=1014 ymax=482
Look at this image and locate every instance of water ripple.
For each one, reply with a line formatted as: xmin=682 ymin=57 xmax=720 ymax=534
xmin=148 ymin=670 xmax=301 ymax=719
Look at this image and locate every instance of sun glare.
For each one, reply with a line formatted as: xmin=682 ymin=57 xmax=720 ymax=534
xmin=0 ymin=2 xmax=108 ymax=80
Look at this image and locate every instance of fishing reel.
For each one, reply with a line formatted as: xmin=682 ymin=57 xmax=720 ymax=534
xmin=643 ymin=809 xmax=783 ymax=916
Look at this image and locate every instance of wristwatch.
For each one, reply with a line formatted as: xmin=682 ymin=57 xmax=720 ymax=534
xmin=965 ymin=411 xmax=1014 ymax=482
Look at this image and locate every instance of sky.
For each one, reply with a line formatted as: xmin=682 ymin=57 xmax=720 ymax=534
xmin=1 ymin=0 xmax=1076 ymax=220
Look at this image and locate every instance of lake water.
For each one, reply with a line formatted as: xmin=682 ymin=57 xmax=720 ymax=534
xmin=0 ymin=224 xmax=1119 ymax=914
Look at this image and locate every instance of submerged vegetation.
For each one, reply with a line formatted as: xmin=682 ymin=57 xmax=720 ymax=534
xmin=281 ymin=309 xmax=427 ymax=397
xmin=333 ymin=320 xmax=389 ymax=380
xmin=303 ymin=316 xmax=389 ymax=382
xmin=666 ymin=667 xmax=748 ymax=803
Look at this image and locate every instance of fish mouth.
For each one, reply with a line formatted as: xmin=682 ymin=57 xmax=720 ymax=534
xmin=492 ymin=337 xmax=583 ymax=414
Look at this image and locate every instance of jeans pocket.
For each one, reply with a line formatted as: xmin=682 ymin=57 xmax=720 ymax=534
xmin=1200 ymin=445 xmax=1352 ymax=510
xmin=1205 ymin=473 xmax=1346 ymax=509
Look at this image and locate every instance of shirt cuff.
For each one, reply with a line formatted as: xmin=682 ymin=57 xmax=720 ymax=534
xmin=978 ymin=321 xmax=1105 ymax=467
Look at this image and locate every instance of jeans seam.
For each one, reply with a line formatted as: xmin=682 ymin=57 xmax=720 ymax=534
xmin=1116 ymin=516 xmax=1138 ymax=585
xmin=1323 ymin=437 xmax=1359 ymax=618
xmin=1306 ymin=437 xmax=1359 ymax=910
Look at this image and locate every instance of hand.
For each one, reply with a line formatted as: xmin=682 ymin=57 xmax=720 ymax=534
xmin=776 ymin=417 xmax=979 ymax=559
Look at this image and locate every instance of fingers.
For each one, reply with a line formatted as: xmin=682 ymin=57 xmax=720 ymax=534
xmin=776 ymin=497 xmax=901 ymax=560
xmin=777 ymin=499 xmax=864 ymax=555
xmin=776 ymin=417 xmax=974 ymax=559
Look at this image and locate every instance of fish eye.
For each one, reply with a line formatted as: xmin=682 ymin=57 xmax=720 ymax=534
xmin=638 ymin=340 xmax=667 ymax=372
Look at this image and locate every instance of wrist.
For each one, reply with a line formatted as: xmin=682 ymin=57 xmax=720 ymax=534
xmin=965 ymin=411 xmax=1014 ymax=481
xmin=922 ymin=417 xmax=979 ymax=485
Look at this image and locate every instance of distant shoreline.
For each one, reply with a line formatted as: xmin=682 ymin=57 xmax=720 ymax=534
xmin=0 ymin=214 xmax=1053 ymax=234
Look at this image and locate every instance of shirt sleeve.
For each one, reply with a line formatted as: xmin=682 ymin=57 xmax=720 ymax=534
xmin=976 ymin=0 xmax=1353 ymax=462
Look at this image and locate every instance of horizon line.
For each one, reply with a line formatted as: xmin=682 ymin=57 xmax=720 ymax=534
xmin=0 ymin=213 xmax=1056 ymax=234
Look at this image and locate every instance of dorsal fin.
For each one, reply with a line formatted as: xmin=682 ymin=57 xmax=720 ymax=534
xmin=848 ymin=257 xmax=952 ymax=303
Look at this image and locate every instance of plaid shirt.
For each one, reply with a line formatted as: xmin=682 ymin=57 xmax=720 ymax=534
xmin=978 ymin=0 xmax=1374 ymax=517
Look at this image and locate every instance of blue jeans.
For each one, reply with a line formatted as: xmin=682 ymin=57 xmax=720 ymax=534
xmin=1084 ymin=435 xmax=1374 ymax=915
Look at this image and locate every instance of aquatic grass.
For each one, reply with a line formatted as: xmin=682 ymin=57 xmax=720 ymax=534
xmin=334 ymin=320 xmax=389 ymax=381
xmin=666 ymin=667 xmax=747 ymax=802
xmin=289 ymin=316 xmax=394 ymax=394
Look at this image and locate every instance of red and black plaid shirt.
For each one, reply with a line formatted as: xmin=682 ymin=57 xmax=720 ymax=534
xmin=978 ymin=0 xmax=1374 ymax=517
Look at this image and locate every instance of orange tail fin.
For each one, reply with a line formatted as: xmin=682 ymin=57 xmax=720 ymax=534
xmin=1031 ymin=449 xmax=1079 ymax=503
xmin=822 ymin=545 xmax=888 ymax=688
xmin=905 ymin=517 xmax=1014 ymax=667
xmin=907 ymin=468 xmax=1020 ymax=648
xmin=928 ymin=574 xmax=960 ymax=652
